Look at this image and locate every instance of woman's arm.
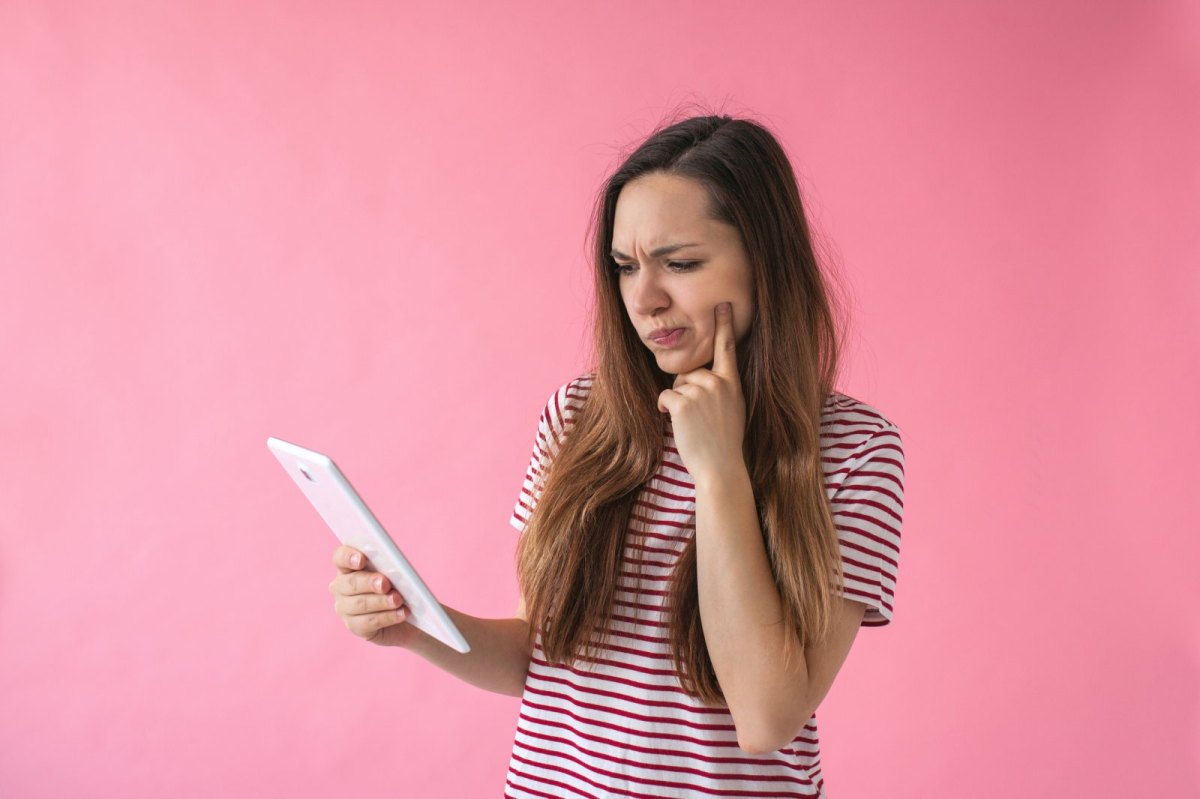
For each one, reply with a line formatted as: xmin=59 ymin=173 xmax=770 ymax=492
xmin=402 ymin=600 xmax=532 ymax=698
xmin=330 ymin=545 xmax=532 ymax=697
xmin=694 ymin=464 xmax=864 ymax=753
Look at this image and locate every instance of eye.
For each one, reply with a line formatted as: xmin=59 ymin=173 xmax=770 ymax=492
xmin=611 ymin=260 xmax=701 ymax=276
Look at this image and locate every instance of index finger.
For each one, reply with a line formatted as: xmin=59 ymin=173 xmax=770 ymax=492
xmin=712 ymin=302 xmax=737 ymax=378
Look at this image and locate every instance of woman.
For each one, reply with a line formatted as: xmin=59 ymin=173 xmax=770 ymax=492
xmin=328 ymin=113 xmax=906 ymax=797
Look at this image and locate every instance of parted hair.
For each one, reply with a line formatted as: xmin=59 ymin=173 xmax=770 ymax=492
xmin=515 ymin=110 xmax=851 ymax=705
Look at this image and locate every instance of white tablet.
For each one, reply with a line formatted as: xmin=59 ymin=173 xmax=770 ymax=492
xmin=267 ymin=436 xmax=470 ymax=654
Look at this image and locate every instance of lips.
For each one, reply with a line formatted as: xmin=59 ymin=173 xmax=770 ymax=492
xmin=648 ymin=327 xmax=684 ymax=341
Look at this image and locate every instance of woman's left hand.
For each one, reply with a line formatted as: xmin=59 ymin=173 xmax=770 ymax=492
xmin=657 ymin=302 xmax=747 ymax=484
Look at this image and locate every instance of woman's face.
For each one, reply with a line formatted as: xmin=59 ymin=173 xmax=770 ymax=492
xmin=611 ymin=172 xmax=755 ymax=379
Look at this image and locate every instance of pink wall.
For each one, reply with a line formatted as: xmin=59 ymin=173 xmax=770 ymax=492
xmin=2 ymin=1 xmax=1197 ymax=796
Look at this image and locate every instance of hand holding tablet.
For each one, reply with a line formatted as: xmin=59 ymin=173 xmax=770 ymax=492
xmin=267 ymin=436 xmax=471 ymax=654
xmin=329 ymin=543 xmax=421 ymax=649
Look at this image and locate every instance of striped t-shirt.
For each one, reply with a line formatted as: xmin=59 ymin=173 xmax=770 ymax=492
xmin=504 ymin=372 xmax=905 ymax=798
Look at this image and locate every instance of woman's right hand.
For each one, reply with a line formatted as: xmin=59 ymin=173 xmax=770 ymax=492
xmin=328 ymin=545 xmax=419 ymax=648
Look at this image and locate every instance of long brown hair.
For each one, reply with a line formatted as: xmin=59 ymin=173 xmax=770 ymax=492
xmin=515 ymin=110 xmax=852 ymax=705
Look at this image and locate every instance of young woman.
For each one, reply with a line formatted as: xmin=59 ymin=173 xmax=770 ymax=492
xmin=328 ymin=114 xmax=906 ymax=797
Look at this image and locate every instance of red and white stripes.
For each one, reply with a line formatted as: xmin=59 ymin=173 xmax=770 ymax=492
xmin=505 ymin=374 xmax=905 ymax=798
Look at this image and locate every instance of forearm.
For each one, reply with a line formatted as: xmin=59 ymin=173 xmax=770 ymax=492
xmin=694 ymin=465 xmax=809 ymax=751
xmin=401 ymin=605 xmax=531 ymax=697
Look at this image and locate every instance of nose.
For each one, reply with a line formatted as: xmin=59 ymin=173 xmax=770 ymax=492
xmin=626 ymin=264 xmax=670 ymax=318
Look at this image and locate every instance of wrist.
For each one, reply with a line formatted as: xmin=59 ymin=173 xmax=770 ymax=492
xmin=693 ymin=460 xmax=750 ymax=493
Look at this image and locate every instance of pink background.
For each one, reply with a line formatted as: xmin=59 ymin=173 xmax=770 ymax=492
xmin=2 ymin=1 xmax=1197 ymax=796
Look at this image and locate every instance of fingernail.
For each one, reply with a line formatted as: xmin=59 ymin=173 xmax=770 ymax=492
xmin=351 ymin=553 xmax=362 ymax=568
xmin=374 ymin=577 xmax=383 ymax=591
xmin=719 ymin=302 xmax=731 ymax=314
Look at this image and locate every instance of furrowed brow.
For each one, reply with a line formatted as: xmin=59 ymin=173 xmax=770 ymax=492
xmin=610 ymin=242 xmax=701 ymax=260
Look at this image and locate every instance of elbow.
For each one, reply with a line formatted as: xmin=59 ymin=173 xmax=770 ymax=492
xmin=736 ymin=729 xmax=791 ymax=755
xmin=735 ymin=706 xmax=814 ymax=755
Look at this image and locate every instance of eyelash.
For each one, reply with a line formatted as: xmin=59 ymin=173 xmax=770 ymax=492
xmin=611 ymin=261 xmax=700 ymax=276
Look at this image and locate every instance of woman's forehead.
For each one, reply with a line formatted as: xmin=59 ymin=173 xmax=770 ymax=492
xmin=612 ymin=174 xmax=732 ymax=251
xmin=614 ymin=173 xmax=708 ymax=220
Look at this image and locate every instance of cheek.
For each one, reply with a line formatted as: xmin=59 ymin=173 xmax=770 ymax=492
xmin=730 ymin=308 xmax=750 ymax=343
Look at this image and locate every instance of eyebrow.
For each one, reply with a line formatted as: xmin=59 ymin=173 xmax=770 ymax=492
xmin=609 ymin=242 xmax=702 ymax=260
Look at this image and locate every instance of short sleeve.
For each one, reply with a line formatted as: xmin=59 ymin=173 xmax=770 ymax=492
xmin=509 ymin=377 xmax=587 ymax=534
xmin=830 ymin=422 xmax=905 ymax=626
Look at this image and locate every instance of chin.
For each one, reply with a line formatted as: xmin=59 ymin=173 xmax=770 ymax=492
xmin=658 ymin=359 xmax=702 ymax=376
